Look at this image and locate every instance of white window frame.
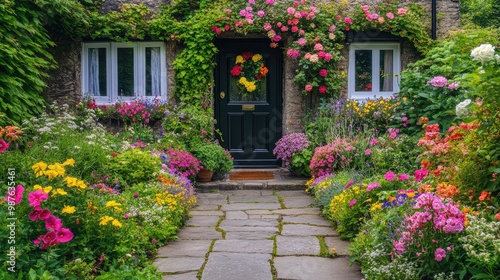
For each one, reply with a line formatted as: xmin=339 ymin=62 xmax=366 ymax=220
xmin=82 ymin=41 xmax=167 ymax=104
xmin=348 ymin=42 xmax=400 ymax=101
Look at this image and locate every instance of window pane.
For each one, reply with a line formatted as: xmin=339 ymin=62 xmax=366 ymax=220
xmin=146 ymin=47 xmax=161 ymax=96
xmin=87 ymin=48 xmax=107 ymax=96
xmin=380 ymin=50 xmax=394 ymax=92
xmin=355 ymin=50 xmax=372 ymax=92
xmin=117 ymin=47 xmax=134 ymax=97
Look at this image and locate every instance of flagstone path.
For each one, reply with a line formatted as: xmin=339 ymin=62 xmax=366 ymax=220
xmin=154 ymin=190 xmax=364 ymax=280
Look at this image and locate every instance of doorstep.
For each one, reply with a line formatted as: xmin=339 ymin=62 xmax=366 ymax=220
xmin=195 ymin=168 xmax=309 ymax=192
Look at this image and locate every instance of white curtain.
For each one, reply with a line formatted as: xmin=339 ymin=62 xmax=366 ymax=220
xmin=89 ymin=48 xmax=100 ymax=96
xmin=151 ymin=47 xmax=160 ymax=96
xmin=382 ymin=50 xmax=393 ymax=91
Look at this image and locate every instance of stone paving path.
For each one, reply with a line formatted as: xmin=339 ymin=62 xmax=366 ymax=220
xmin=154 ymin=190 xmax=364 ymax=280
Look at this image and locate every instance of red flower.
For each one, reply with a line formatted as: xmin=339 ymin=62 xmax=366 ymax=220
xmin=230 ymin=65 xmax=243 ymax=76
xmin=318 ymin=85 xmax=327 ymax=94
xmin=479 ymin=191 xmax=491 ymax=201
xmin=241 ymin=52 xmax=253 ymax=60
xmin=111 ymin=152 xmax=118 ymax=157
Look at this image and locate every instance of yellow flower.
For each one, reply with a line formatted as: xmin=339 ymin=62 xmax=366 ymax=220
xmin=235 ymin=55 xmax=245 ymax=64
xmin=62 ymin=205 xmax=76 ymax=214
xmin=252 ymin=54 xmax=263 ymax=62
xmin=44 ymin=170 xmax=59 ymax=180
xmin=76 ymin=180 xmax=87 ymax=189
xmin=62 ymin=158 xmax=75 ymax=167
xmin=64 ymin=176 xmax=78 ymax=188
xmin=99 ymin=216 xmax=114 ymax=226
xmin=106 ymin=200 xmax=123 ymax=212
xmin=52 ymin=188 xmax=68 ymax=196
xmin=111 ymin=219 xmax=123 ymax=228
xmin=32 ymin=162 xmax=47 ymax=177
xmin=370 ymin=202 xmax=383 ymax=212
xmin=48 ymin=163 xmax=65 ymax=177
xmin=34 ymin=185 xmax=52 ymax=194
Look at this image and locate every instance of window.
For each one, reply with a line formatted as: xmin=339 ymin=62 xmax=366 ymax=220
xmin=348 ymin=43 xmax=400 ymax=100
xmin=82 ymin=42 xmax=167 ymax=104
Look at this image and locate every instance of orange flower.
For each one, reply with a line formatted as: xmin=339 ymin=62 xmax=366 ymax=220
xmin=495 ymin=212 xmax=500 ymax=221
xmin=420 ymin=160 xmax=432 ymax=169
xmin=418 ymin=184 xmax=434 ymax=193
xmin=436 ymin=182 xmax=459 ymax=199
xmin=479 ymin=191 xmax=491 ymax=201
xmin=260 ymin=65 xmax=268 ymax=76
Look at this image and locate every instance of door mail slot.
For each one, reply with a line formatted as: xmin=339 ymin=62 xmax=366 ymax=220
xmin=242 ymin=104 xmax=255 ymax=111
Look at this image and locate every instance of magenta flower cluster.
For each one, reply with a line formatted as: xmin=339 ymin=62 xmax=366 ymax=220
xmin=309 ymin=138 xmax=355 ymax=177
xmin=165 ymin=149 xmax=202 ymax=179
xmin=273 ymin=133 xmax=310 ymax=167
xmin=8 ymin=188 xmax=75 ymax=250
xmin=393 ymin=192 xmax=464 ymax=262
xmin=117 ymin=100 xmax=152 ymax=124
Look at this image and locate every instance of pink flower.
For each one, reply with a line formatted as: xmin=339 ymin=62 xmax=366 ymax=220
xmin=329 ymin=25 xmax=336 ymax=32
xmin=287 ymin=7 xmax=296 ymax=15
xmin=384 ymin=170 xmax=395 ymax=181
xmin=434 ymin=248 xmax=446 ymax=261
xmin=429 ymin=76 xmax=448 ymax=87
xmin=257 ymin=10 xmax=265 ymax=17
xmin=370 ymin=13 xmax=379 ymax=20
xmin=349 ymin=199 xmax=357 ymax=207
xmin=248 ymin=0 xmax=255 ymax=4
xmin=344 ymin=17 xmax=352 ymax=24
xmin=5 ymin=185 xmax=24 ymax=205
xmin=305 ymin=84 xmax=313 ymax=92
xmin=286 ymin=49 xmax=300 ymax=58
xmin=263 ymin=23 xmax=272 ymax=31
xmin=386 ymin=12 xmax=394 ymax=19
xmin=318 ymin=85 xmax=327 ymax=94
xmin=361 ymin=5 xmax=369 ymax=11
xmin=29 ymin=207 xmax=51 ymax=221
xmin=324 ymin=53 xmax=332 ymax=61
xmin=364 ymin=149 xmax=372 ymax=155
xmin=0 ymin=139 xmax=10 ymax=153
xmin=281 ymin=26 xmax=288 ymax=32
xmin=266 ymin=0 xmax=275 ymax=4
xmin=414 ymin=168 xmax=428 ymax=182
xmin=345 ymin=180 xmax=354 ymax=189
xmin=297 ymin=38 xmax=307 ymax=46
xmin=45 ymin=215 xmax=63 ymax=231
xmin=314 ymin=43 xmax=323 ymax=51
xmin=291 ymin=26 xmax=299 ymax=33
xmin=272 ymin=35 xmax=282 ymax=42
xmin=448 ymin=81 xmax=460 ymax=90
xmin=28 ymin=190 xmax=48 ymax=208
xmin=367 ymin=182 xmax=381 ymax=191
xmin=397 ymin=8 xmax=407 ymax=16
xmin=239 ymin=9 xmax=247 ymax=17
xmin=56 ymin=228 xmax=74 ymax=243
xmin=393 ymin=241 xmax=406 ymax=254
xmin=319 ymin=69 xmax=328 ymax=77
xmin=40 ymin=231 xmax=59 ymax=248
xmin=398 ymin=174 xmax=410 ymax=181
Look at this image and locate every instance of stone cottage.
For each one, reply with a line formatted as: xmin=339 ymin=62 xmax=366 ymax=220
xmin=44 ymin=0 xmax=460 ymax=167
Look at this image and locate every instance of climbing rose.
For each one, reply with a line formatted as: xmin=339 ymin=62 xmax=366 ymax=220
xmin=319 ymin=69 xmax=328 ymax=77
xmin=429 ymin=76 xmax=448 ymax=88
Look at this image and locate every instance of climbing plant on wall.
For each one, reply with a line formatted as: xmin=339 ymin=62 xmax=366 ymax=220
xmin=149 ymin=0 xmax=433 ymax=107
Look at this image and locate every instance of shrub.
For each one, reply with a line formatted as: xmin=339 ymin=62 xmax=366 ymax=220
xmin=273 ymin=133 xmax=312 ymax=176
xmin=164 ymin=148 xmax=202 ymax=181
xmin=309 ymin=138 xmax=356 ymax=177
xmin=191 ymin=141 xmax=233 ymax=174
xmin=106 ymin=148 xmax=161 ymax=187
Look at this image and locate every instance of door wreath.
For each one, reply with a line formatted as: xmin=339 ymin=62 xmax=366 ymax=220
xmin=230 ymin=52 xmax=268 ymax=96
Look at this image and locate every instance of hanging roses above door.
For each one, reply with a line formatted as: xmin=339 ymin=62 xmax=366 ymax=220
xmin=230 ymin=52 xmax=268 ymax=96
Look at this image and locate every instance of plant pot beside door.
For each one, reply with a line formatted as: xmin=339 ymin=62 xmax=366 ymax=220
xmin=196 ymin=168 xmax=214 ymax=182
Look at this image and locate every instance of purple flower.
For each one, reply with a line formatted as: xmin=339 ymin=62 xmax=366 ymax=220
xmin=364 ymin=149 xmax=372 ymax=155
xmin=179 ymin=113 xmax=184 ymax=119
xmin=448 ymin=81 xmax=460 ymax=90
xmin=134 ymin=193 xmax=139 ymax=198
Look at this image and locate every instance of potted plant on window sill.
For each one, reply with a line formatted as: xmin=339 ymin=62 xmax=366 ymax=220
xmin=191 ymin=141 xmax=233 ymax=182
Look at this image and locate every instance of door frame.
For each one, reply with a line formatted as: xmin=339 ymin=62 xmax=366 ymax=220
xmin=214 ymin=38 xmax=283 ymax=168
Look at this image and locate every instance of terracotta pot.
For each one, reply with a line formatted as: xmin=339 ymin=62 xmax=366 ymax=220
xmin=196 ymin=168 xmax=214 ymax=182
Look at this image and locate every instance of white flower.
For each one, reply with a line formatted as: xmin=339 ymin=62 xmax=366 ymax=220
xmin=471 ymin=44 xmax=496 ymax=63
xmin=456 ymin=99 xmax=471 ymax=118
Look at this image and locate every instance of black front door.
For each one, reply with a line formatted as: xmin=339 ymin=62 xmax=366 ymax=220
xmin=215 ymin=39 xmax=282 ymax=167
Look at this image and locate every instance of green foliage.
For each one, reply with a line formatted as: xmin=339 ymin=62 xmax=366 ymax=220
xmin=391 ymin=27 xmax=500 ymax=135
xmin=461 ymin=0 xmax=500 ymax=28
xmin=161 ymin=103 xmax=215 ymax=149
xmin=106 ymin=148 xmax=160 ymax=187
xmin=190 ymin=141 xmax=233 ymax=173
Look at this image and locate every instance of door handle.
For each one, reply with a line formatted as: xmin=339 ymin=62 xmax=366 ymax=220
xmin=220 ymin=92 xmax=225 ymax=99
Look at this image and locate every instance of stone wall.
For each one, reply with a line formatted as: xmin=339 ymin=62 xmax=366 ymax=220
xmin=99 ymin=0 xmax=170 ymax=13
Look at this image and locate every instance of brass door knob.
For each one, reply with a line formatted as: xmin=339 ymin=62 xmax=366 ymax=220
xmin=220 ymin=92 xmax=225 ymax=99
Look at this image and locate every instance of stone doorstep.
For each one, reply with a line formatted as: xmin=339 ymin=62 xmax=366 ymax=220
xmin=195 ymin=180 xmax=307 ymax=191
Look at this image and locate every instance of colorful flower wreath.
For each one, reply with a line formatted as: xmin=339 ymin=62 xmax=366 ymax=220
xmin=230 ymin=52 xmax=268 ymax=95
